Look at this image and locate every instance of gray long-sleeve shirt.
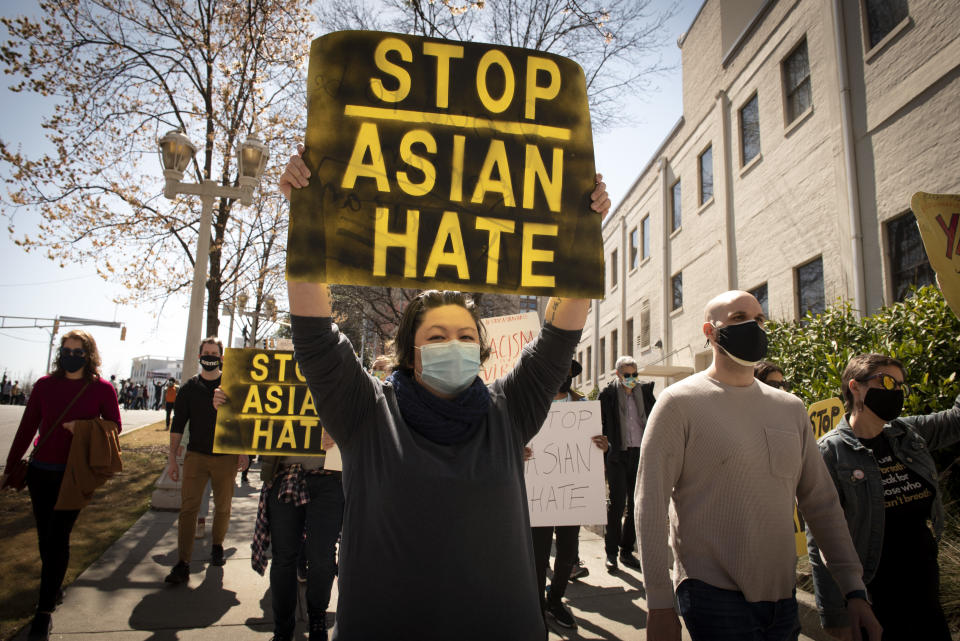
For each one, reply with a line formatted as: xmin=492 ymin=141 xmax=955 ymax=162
xmin=292 ymin=315 xmax=580 ymax=641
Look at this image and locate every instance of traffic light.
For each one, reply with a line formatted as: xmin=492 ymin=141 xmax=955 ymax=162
xmin=52 ymin=319 xmax=60 ymax=335
xmin=120 ymin=326 xmax=127 ymax=341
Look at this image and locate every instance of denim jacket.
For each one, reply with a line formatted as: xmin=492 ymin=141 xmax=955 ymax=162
xmin=807 ymin=393 xmax=960 ymax=628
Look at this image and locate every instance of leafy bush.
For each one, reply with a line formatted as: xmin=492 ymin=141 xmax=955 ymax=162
xmin=766 ymin=286 xmax=960 ymax=417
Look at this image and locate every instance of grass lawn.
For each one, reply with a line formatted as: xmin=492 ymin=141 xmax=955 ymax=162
xmin=0 ymin=421 xmax=169 ymax=641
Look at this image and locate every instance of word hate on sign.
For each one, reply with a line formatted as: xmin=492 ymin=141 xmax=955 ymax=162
xmin=214 ymin=348 xmax=332 ymax=458
xmin=287 ymin=30 xmax=603 ymax=299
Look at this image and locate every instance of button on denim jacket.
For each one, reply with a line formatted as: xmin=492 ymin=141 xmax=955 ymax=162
xmin=806 ymin=394 xmax=960 ymax=628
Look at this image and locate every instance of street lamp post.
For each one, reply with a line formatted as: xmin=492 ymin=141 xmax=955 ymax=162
xmin=158 ymin=130 xmax=269 ymax=383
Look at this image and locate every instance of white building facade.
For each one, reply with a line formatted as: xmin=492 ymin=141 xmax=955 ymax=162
xmin=577 ymin=0 xmax=959 ymax=393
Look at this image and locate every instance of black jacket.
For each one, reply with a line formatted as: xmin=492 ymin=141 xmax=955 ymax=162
xmin=170 ymin=374 xmax=222 ymax=455
xmin=599 ymin=379 xmax=656 ymax=463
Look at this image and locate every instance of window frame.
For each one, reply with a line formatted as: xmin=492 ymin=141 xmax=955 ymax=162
xmin=738 ymin=92 xmax=762 ymax=169
xmin=698 ymin=144 xmax=714 ymax=208
xmin=641 ymin=215 xmax=651 ymax=262
xmin=671 ymin=272 xmax=683 ymax=312
xmin=781 ymin=37 xmax=813 ymax=127
xmin=670 ymin=178 xmax=682 ymax=234
xmin=885 ymin=210 xmax=935 ymax=302
xmin=795 ymin=256 xmax=825 ymax=320
xmin=639 ymin=300 xmax=651 ymax=350
xmin=610 ymin=248 xmax=619 ymax=290
xmin=626 ymin=318 xmax=634 ymax=357
xmin=860 ymin=0 xmax=911 ymax=59
xmin=629 ymin=227 xmax=639 ymax=271
xmin=610 ymin=329 xmax=618 ymax=370
xmin=599 ymin=337 xmax=606 ymax=376
xmin=749 ymin=282 xmax=769 ymax=318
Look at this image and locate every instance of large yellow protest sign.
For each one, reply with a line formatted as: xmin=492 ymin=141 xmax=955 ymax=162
xmin=794 ymin=396 xmax=846 ymax=555
xmin=287 ymin=31 xmax=603 ymax=298
xmin=912 ymin=192 xmax=960 ymax=318
xmin=213 ymin=348 xmax=334 ymax=459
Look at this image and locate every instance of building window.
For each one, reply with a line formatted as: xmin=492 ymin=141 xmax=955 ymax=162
xmin=577 ymin=350 xmax=583 ymax=384
xmin=750 ymin=283 xmax=769 ymax=318
xmin=796 ymin=256 xmax=825 ymax=318
xmin=864 ymin=0 xmax=909 ymax=49
xmin=629 ymin=227 xmax=639 ymax=270
xmin=671 ymin=272 xmax=683 ymax=311
xmin=640 ymin=301 xmax=651 ymax=349
xmin=611 ymin=330 xmax=618 ymax=368
xmin=699 ymin=145 xmax=713 ymax=205
xmin=611 ymin=249 xmax=618 ymax=288
xmin=740 ymin=93 xmax=761 ymax=165
xmin=599 ymin=338 xmax=606 ymax=375
xmin=518 ymin=295 xmax=538 ymax=313
xmin=888 ymin=211 xmax=935 ymax=301
xmin=641 ymin=215 xmax=650 ymax=260
xmin=783 ymin=39 xmax=812 ymax=123
xmin=626 ymin=318 xmax=634 ymax=357
xmin=586 ymin=346 xmax=592 ymax=380
xmin=671 ymin=179 xmax=682 ymax=232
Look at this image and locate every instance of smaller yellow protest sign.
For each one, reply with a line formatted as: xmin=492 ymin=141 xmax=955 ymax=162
xmin=912 ymin=192 xmax=960 ymax=319
xmin=213 ymin=348 xmax=335 ymax=460
xmin=807 ymin=397 xmax=845 ymax=441
xmin=794 ymin=396 xmax=846 ymax=555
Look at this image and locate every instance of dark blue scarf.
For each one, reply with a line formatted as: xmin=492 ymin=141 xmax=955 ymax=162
xmin=388 ymin=369 xmax=490 ymax=445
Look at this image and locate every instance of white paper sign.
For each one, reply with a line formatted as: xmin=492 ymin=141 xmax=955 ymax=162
xmin=524 ymin=400 xmax=606 ymax=527
xmin=479 ymin=312 xmax=541 ymax=384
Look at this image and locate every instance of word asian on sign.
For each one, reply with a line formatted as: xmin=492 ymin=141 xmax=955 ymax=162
xmin=524 ymin=400 xmax=606 ymax=527
xmin=287 ymin=31 xmax=603 ymax=298
xmin=213 ymin=348 xmax=339 ymax=466
xmin=479 ymin=312 xmax=540 ymax=384
xmin=912 ymin=192 xmax=960 ymax=319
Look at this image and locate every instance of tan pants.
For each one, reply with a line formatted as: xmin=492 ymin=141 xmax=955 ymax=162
xmin=178 ymin=451 xmax=238 ymax=562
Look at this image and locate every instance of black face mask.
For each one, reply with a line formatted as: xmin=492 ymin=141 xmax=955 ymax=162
xmin=199 ymin=356 xmax=222 ymax=372
xmin=713 ymin=320 xmax=768 ymax=367
xmin=558 ymin=375 xmax=573 ymax=395
xmin=863 ymin=387 xmax=903 ymax=422
xmin=60 ymin=354 xmax=87 ymax=373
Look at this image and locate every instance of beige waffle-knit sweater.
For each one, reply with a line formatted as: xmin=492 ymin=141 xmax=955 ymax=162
xmin=636 ymin=372 xmax=865 ymax=609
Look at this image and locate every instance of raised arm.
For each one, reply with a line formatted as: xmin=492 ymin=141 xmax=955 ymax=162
xmin=901 ymin=392 xmax=960 ymax=451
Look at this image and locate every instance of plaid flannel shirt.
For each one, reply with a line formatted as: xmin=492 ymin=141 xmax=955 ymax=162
xmin=251 ymin=463 xmax=338 ymax=575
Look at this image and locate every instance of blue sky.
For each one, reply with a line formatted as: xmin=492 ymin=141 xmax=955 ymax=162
xmin=0 ymin=0 xmax=702 ymax=382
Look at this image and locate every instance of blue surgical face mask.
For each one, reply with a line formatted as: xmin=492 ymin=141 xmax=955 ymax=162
xmin=417 ymin=340 xmax=481 ymax=396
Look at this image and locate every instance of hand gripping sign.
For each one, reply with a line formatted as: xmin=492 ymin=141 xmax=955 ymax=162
xmin=213 ymin=348 xmax=340 ymax=469
xmin=287 ymin=31 xmax=603 ymax=298
xmin=912 ymin=192 xmax=960 ymax=318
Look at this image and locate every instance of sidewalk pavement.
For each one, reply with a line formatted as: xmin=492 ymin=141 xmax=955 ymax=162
xmin=20 ymin=476 xmax=823 ymax=640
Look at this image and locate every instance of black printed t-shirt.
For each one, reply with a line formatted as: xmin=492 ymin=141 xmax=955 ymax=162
xmin=859 ymin=434 xmax=936 ymax=599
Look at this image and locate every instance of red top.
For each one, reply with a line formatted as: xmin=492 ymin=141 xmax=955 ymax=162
xmin=6 ymin=375 xmax=122 ymax=468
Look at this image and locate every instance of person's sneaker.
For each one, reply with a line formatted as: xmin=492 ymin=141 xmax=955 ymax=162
xmin=210 ymin=544 xmax=226 ymax=567
xmin=619 ymin=551 xmax=641 ymax=570
xmin=195 ymin=518 xmax=206 ymax=539
xmin=605 ymin=554 xmax=618 ymax=572
xmin=27 ymin=611 xmax=52 ymax=640
xmin=568 ymin=560 xmax=589 ymax=580
xmin=309 ymin=615 xmax=328 ymax=641
xmin=164 ymin=561 xmax=190 ymax=584
xmin=546 ymin=600 xmax=577 ymax=629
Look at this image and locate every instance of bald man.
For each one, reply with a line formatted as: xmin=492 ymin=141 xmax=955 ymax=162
xmin=636 ymin=291 xmax=881 ymax=641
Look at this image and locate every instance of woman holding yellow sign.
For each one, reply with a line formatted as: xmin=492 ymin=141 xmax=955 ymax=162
xmin=808 ymin=354 xmax=960 ymax=641
xmin=280 ymin=146 xmax=608 ymax=640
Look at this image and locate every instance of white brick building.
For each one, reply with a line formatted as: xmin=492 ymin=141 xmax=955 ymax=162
xmin=576 ymin=0 xmax=960 ymax=393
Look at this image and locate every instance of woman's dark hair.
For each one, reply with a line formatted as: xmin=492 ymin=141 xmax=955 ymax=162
xmin=753 ymin=361 xmax=783 ymax=383
xmin=394 ymin=290 xmax=491 ymax=371
xmin=840 ymin=353 xmax=906 ymax=412
xmin=52 ymin=329 xmax=103 ymax=381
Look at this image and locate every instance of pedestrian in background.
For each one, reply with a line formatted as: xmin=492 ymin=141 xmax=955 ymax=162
xmin=598 ymin=355 xmax=655 ymax=572
xmin=164 ymin=379 xmax=178 ymax=430
xmin=2 ymin=330 xmax=121 ymax=641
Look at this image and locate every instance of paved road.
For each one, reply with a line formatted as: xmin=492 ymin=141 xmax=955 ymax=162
xmin=0 ymin=405 xmax=165 ymax=470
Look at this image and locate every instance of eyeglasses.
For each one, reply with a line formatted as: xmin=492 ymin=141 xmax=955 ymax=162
xmin=766 ymin=380 xmax=792 ymax=392
xmin=59 ymin=347 xmax=86 ymax=358
xmin=621 ymin=373 xmax=638 ymax=380
xmin=857 ymin=373 xmax=910 ymax=396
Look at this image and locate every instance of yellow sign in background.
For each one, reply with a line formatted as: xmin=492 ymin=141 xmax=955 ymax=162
xmin=287 ymin=31 xmax=603 ymax=298
xmin=793 ymin=397 xmax=846 ymax=555
xmin=912 ymin=192 xmax=960 ymax=319
xmin=213 ymin=348 xmax=332 ymax=458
